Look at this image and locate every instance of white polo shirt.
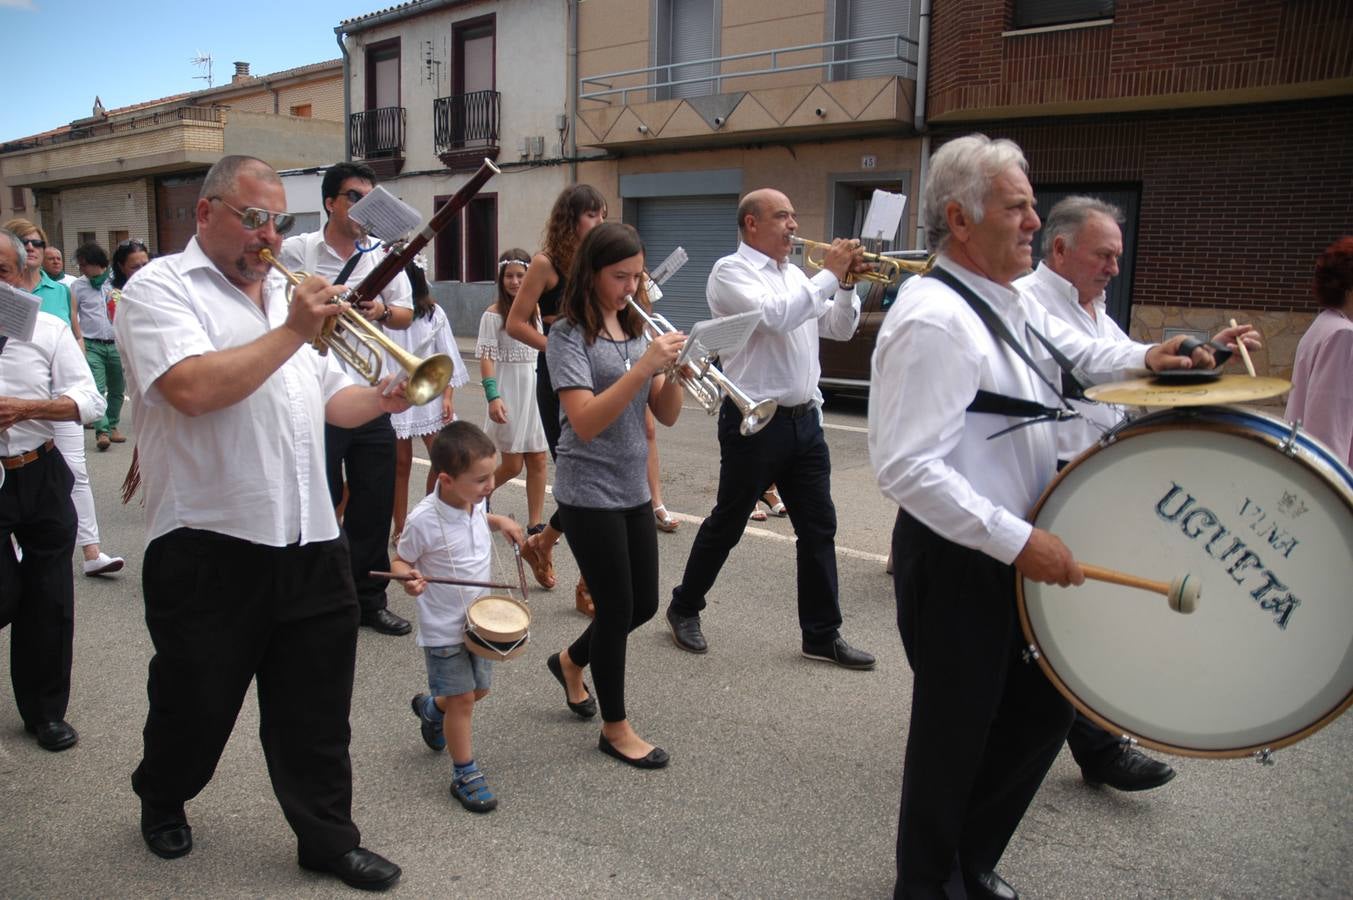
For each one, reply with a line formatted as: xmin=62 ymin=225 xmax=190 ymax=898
xmin=115 ymin=237 xmax=354 ymax=546
xmin=397 ymin=493 xmax=493 ymax=648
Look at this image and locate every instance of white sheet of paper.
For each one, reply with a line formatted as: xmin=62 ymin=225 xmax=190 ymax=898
xmin=649 ymin=246 xmax=688 ymax=286
xmin=860 ymin=190 xmax=907 ymax=244
xmin=0 ymin=282 xmax=41 ymax=342
xmin=680 ymin=309 xmax=763 ymax=365
xmin=349 ymin=186 xmax=423 ymax=242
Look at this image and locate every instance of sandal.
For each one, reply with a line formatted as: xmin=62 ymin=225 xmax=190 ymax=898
xmin=450 ymin=769 xmax=497 ymax=813
xmin=520 ymin=532 xmax=556 ymax=589
xmin=575 ymin=577 xmax=595 ymax=618
xmin=760 ymin=489 xmax=787 ymax=517
xmin=653 ymin=504 xmax=680 ymax=533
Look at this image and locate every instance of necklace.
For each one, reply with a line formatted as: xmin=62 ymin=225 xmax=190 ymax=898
xmin=608 ymin=330 xmax=631 ymax=371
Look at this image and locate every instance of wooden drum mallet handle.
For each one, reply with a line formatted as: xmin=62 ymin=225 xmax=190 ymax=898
xmin=1079 ymin=564 xmax=1201 ymax=614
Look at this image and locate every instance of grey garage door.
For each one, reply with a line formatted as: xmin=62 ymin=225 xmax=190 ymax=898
xmin=633 ymin=195 xmax=739 ymax=332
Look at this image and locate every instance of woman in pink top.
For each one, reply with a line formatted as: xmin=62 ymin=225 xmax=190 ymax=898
xmin=1287 ymin=236 xmax=1353 ymax=466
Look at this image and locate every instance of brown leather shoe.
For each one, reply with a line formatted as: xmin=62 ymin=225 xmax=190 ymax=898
xmin=575 ymin=577 xmax=594 ymax=617
xmin=108 ymin=429 xmax=127 ymax=443
xmin=520 ymin=533 xmax=556 ymax=590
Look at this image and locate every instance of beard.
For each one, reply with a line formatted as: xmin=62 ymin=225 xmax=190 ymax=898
xmin=231 ymin=242 xmax=273 ymax=283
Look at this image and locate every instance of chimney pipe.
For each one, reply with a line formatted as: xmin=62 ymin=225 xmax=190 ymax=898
xmin=232 ymin=61 xmax=251 ymax=83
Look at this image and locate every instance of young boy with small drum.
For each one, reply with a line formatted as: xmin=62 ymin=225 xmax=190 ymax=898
xmin=392 ymin=421 xmax=524 ymax=812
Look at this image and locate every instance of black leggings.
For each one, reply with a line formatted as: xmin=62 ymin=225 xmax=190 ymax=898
xmin=536 ymin=353 xmax=565 ymax=534
xmin=558 ymin=502 xmax=659 ymax=722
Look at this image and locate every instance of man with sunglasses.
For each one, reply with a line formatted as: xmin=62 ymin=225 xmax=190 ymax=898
xmin=281 ymin=162 xmax=416 ymax=638
xmin=114 ymin=155 xmax=403 ymax=890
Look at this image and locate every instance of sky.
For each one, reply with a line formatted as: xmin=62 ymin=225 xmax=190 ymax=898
xmin=0 ymin=0 xmax=382 ymax=143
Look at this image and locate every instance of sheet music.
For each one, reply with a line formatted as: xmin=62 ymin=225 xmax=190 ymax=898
xmin=0 ymin=282 xmax=40 ymax=342
xmin=680 ymin=309 xmax=762 ymax=365
xmin=860 ymin=190 xmax=907 ymax=244
xmin=349 ymin=186 xmax=422 ymax=242
xmin=649 ymin=246 xmax=688 ymax=286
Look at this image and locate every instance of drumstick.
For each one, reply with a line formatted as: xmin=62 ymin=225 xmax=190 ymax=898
xmin=513 ymin=543 xmax=529 ymax=603
xmin=371 ymin=571 xmax=519 ymax=591
xmin=1078 ymin=563 xmax=1201 ymax=614
xmin=1229 ymin=318 xmax=1257 ymax=378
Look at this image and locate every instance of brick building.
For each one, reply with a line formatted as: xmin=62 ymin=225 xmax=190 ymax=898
xmin=926 ymin=0 xmax=1353 ymax=375
xmin=0 ymin=60 xmax=345 ymax=259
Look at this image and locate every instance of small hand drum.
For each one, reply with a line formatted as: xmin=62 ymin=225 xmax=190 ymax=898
xmin=464 ymin=594 xmax=531 ymax=662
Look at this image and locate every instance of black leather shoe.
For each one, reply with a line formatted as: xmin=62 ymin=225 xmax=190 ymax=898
xmin=1081 ymin=744 xmax=1176 ymax=791
xmin=665 ymin=607 xmax=707 ymax=654
xmin=801 ymin=636 xmax=876 ymax=670
xmin=300 ymin=847 xmax=401 ymax=891
xmin=598 ymin=734 xmax=670 ymax=769
xmin=360 ymin=608 xmax=412 ymax=636
xmin=26 ymin=720 xmax=78 ymax=751
xmin=546 ymin=652 xmax=598 ymax=719
xmin=140 ymin=802 xmax=192 ymax=860
xmin=964 ymin=869 xmax=1019 ymax=900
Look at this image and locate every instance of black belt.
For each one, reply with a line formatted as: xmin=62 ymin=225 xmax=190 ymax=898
xmin=86 ymin=337 xmax=115 ymax=344
xmin=781 ymin=401 xmax=816 ymax=419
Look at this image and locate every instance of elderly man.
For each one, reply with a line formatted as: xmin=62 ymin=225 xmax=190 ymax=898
xmin=1014 ymin=196 xmax=1176 ymax=793
xmin=869 ymin=135 xmax=1255 ymax=899
xmin=43 ymin=246 xmax=77 ymax=289
xmin=115 ymin=156 xmax=402 ymax=889
xmin=281 ymin=161 xmax=415 ymax=638
xmin=0 ymin=229 xmax=105 ymax=753
xmin=665 ymin=188 xmax=875 ymax=669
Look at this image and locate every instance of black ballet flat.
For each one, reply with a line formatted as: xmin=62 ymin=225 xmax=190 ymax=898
xmin=546 ymin=652 xmax=598 ymax=719
xmin=598 ymin=734 xmax=669 ymax=769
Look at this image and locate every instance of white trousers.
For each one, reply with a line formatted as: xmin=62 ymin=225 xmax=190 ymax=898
xmin=52 ymin=420 xmax=99 ymax=548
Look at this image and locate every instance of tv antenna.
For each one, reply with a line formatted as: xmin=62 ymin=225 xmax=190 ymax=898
xmin=191 ymin=52 xmax=214 ymax=88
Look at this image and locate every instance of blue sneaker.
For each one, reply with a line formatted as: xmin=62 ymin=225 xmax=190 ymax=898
xmin=411 ymin=694 xmax=445 ymax=752
xmin=450 ymin=768 xmax=497 ymax=813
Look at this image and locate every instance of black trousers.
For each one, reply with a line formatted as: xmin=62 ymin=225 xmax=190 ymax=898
xmin=535 ymin=353 xmax=565 ymax=535
xmin=891 ymin=510 xmax=1073 ymax=899
xmin=325 ymin=415 xmax=395 ymax=614
xmin=0 ymin=448 xmax=76 ymax=726
xmin=131 ymin=528 xmax=362 ymax=863
xmin=670 ymin=400 xmax=842 ymax=643
xmin=559 ymin=502 xmax=659 ymax=723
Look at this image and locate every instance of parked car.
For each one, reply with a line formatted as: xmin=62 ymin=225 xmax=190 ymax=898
xmin=818 ymin=251 xmax=929 ymax=397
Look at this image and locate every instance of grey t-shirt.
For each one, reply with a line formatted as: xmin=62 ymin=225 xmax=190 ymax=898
xmin=546 ymin=319 xmax=652 ymax=510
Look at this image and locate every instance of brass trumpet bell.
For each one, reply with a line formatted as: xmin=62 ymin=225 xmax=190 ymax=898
xmin=258 ymin=249 xmax=454 ymax=406
xmin=791 ymin=236 xmax=934 ymax=286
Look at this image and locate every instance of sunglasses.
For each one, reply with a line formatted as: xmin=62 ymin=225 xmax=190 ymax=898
xmin=208 ymin=197 xmax=296 ymax=234
xmin=341 ymin=189 xmax=368 ymax=204
xmin=22 ymin=238 xmax=46 ymax=249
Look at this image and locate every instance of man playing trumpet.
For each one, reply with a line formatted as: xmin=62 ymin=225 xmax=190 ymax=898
xmin=665 ymin=188 xmax=876 ymax=670
xmin=115 ymin=155 xmax=403 ymax=890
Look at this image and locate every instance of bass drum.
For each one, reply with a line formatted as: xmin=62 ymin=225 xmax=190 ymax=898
xmin=1018 ymin=406 xmax=1353 ymax=758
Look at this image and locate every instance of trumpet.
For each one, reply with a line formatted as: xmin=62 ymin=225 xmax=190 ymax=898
xmin=792 ymin=236 xmax=934 ymax=286
xmin=258 ymin=249 xmax=455 ymax=406
xmin=624 ymin=296 xmax=777 ymax=436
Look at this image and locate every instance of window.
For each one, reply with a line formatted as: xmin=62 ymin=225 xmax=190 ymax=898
xmin=109 ymin=229 xmax=129 ymax=250
xmin=78 ymin=231 xmax=96 ymax=248
xmin=833 ymin=0 xmax=916 ymax=80
xmin=653 ymin=0 xmax=718 ymax=100
xmin=10 ymin=187 xmax=25 ymax=211
xmin=366 ymin=40 xmax=401 ymax=110
xmin=1013 ymin=0 xmax=1114 ymax=29
xmin=290 ymin=104 xmax=313 ymax=118
xmin=434 ymin=193 xmax=497 ymax=282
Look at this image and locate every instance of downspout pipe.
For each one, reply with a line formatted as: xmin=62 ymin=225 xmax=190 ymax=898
xmin=568 ymin=0 xmax=579 ymax=183
xmin=336 ymin=26 xmax=352 ymax=161
xmin=913 ymin=0 xmax=931 ymax=250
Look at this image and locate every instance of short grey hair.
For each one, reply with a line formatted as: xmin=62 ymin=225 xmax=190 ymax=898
xmin=199 ymin=155 xmax=280 ymax=202
xmin=923 ymin=134 xmax=1028 ymax=253
xmin=1041 ymin=196 xmax=1125 ymax=257
xmin=0 ymin=229 xmax=24 ymax=267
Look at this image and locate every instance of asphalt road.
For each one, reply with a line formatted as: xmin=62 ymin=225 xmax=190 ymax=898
xmin=1 ymin=350 xmax=1349 ymax=898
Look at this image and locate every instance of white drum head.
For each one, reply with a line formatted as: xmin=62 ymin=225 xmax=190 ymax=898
xmin=1020 ymin=409 xmax=1353 ymax=757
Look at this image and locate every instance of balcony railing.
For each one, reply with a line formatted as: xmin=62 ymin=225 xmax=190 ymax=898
xmin=580 ymin=34 xmax=918 ymax=106
xmin=434 ymin=90 xmax=500 ymax=153
xmin=349 ymin=106 xmax=405 ymax=159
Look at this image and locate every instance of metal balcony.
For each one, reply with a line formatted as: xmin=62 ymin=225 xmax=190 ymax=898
xmin=433 ymin=90 xmax=501 ymax=171
xmin=349 ymin=106 xmax=405 ymax=159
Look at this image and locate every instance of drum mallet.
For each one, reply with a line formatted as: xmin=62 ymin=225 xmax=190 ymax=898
xmin=371 ymin=571 xmax=520 ymax=591
xmin=1078 ymin=564 xmax=1201 ymax=614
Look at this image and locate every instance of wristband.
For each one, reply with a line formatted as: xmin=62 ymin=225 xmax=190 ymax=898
xmin=482 ymin=376 xmax=500 ymax=402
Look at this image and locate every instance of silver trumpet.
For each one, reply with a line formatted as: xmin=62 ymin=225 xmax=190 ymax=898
xmin=625 ymin=295 xmax=777 ymax=436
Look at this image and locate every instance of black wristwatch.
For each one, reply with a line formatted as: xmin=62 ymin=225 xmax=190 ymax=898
xmin=377 ymin=302 xmax=392 ymax=323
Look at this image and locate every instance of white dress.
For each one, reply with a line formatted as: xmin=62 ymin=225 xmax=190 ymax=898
xmin=476 ymin=309 xmax=548 ymax=454
xmin=389 ymin=304 xmax=470 ymax=440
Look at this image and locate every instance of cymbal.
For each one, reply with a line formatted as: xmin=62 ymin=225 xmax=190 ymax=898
xmin=1084 ymin=375 xmax=1292 ymax=407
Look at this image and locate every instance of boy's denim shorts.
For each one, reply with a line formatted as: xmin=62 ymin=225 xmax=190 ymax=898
xmin=424 ymin=643 xmax=494 ymax=697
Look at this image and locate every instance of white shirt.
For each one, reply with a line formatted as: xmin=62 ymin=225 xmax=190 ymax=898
xmin=0 ymin=311 xmax=105 ymax=456
xmin=72 ymin=275 xmax=116 ymax=340
xmin=280 ymin=230 xmax=414 ymax=382
xmin=397 ymin=493 xmax=492 ymax=647
xmin=868 ymin=256 xmax=1151 ymax=564
xmin=1015 ymin=262 xmax=1130 ymax=460
xmin=115 ymin=237 xmax=354 ymax=546
xmin=707 ymin=242 xmax=860 ymax=407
